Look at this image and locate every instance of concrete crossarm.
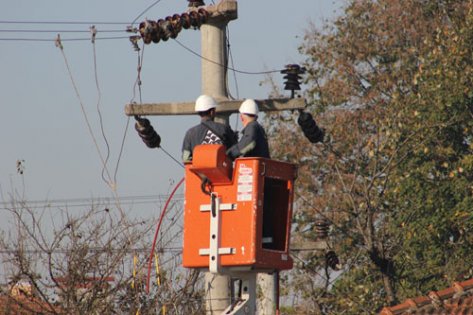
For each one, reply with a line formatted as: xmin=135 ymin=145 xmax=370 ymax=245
xmin=124 ymin=98 xmax=307 ymax=116
xmin=205 ymin=0 xmax=238 ymax=21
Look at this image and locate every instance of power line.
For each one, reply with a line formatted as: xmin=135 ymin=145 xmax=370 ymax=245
xmin=0 ymin=247 xmax=184 ymax=255
xmin=0 ymin=194 xmax=184 ymax=210
xmin=173 ymin=38 xmax=283 ymax=75
xmin=0 ymin=36 xmax=130 ymax=42
xmin=0 ymin=20 xmax=131 ymax=25
xmin=1 ymin=194 xmax=184 ymax=204
xmin=130 ymin=0 xmax=164 ymax=27
xmin=0 ymin=29 xmax=125 ymax=33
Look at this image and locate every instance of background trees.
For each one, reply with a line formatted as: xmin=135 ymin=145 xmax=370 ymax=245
xmin=268 ymin=0 xmax=473 ymax=313
xmin=0 ymin=189 xmax=203 ymax=314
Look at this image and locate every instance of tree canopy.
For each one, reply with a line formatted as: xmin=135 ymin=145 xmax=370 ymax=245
xmin=268 ymin=1 xmax=473 ymax=313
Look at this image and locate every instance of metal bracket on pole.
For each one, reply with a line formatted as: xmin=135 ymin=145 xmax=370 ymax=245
xmin=222 ymin=273 xmax=257 ymax=315
xmin=198 ymin=193 xmax=236 ymax=273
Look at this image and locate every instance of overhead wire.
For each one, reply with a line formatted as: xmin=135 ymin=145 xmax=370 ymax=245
xmin=173 ymin=38 xmax=283 ymax=75
xmin=113 ymin=115 xmax=131 ymax=185
xmin=224 ymin=26 xmax=242 ymax=131
xmin=0 ymin=36 xmax=130 ymax=42
xmin=0 ymin=29 xmax=125 ymax=33
xmin=0 ymin=247 xmax=184 ymax=255
xmin=55 ymin=35 xmax=115 ymax=192
xmin=226 ymin=26 xmax=239 ymax=101
xmin=90 ymin=25 xmax=113 ymax=188
xmin=0 ymin=20 xmax=132 ymax=25
xmin=0 ymin=198 xmax=184 ymax=211
xmin=160 ymin=146 xmax=185 ymax=168
xmin=113 ymin=42 xmax=147 ymax=185
xmin=130 ymin=0 xmax=164 ymax=27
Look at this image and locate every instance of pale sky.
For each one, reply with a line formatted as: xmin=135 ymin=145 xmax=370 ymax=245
xmin=0 ymin=1 xmax=341 ymax=210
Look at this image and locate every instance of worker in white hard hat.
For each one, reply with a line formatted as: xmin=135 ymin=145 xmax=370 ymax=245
xmin=227 ymin=98 xmax=273 ymax=245
xmin=182 ymin=95 xmax=237 ymax=162
xmin=227 ymin=99 xmax=270 ymax=160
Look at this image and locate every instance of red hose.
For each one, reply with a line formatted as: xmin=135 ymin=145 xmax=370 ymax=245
xmin=146 ymin=177 xmax=185 ymax=294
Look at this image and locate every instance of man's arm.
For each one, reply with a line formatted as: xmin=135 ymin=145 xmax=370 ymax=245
xmin=182 ymin=131 xmax=192 ymax=162
xmin=224 ymin=125 xmax=238 ymax=147
xmin=226 ymin=124 xmax=257 ymax=159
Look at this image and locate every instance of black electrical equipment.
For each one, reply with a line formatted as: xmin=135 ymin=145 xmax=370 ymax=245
xmin=135 ymin=117 xmax=161 ymax=149
xmin=281 ymin=64 xmax=306 ymax=98
xmin=297 ymin=111 xmax=324 ymax=144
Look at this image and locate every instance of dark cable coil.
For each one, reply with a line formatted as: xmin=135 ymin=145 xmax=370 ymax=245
xmin=135 ymin=117 xmax=161 ymax=149
xmin=326 ymin=250 xmax=340 ymax=270
xmin=297 ymin=111 xmax=324 ymax=144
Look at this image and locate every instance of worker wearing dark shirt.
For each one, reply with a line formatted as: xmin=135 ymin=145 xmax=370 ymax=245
xmin=227 ymin=99 xmax=270 ymax=160
xmin=182 ymin=95 xmax=237 ymax=162
xmin=227 ymin=99 xmax=274 ymax=245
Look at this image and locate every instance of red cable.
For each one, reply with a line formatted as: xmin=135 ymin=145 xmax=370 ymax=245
xmin=146 ymin=176 xmax=185 ymax=294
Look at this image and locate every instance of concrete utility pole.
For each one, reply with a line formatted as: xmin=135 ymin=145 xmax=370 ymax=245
xmin=125 ymin=1 xmax=306 ymax=313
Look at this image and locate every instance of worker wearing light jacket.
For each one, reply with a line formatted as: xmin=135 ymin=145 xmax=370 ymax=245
xmin=182 ymin=94 xmax=237 ymax=162
xmin=227 ymin=99 xmax=270 ymax=160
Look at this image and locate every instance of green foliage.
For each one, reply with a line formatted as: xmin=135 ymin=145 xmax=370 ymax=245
xmin=267 ymin=0 xmax=473 ymax=313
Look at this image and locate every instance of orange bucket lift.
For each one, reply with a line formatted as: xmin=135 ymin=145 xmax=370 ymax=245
xmin=182 ymin=144 xmax=297 ymax=314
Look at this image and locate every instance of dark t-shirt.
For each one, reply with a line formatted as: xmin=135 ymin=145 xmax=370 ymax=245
xmin=227 ymin=120 xmax=270 ymax=159
xmin=182 ymin=117 xmax=237 ymax=162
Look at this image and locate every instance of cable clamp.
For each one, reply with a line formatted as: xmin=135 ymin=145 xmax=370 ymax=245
xmin=90 ymin=25 xmax=97 ymax=43
xmin=126 ymin=25 xmax=138 ymax=33
xmin=55 ymin=34 xmax=63 ymax=50
xmin=129 ymin=35 xmax=141 ymax=52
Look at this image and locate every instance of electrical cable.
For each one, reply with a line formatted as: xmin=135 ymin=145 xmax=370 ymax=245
xmin=0 ymin=20 xmax=132 ymax=25
xmin=224 ymin=26 xmax=241 ymax=131
xmin=113 ymin=116 xmax=131 ymax=185
xmin=173 ymin=38 xmax=283 ymax=75
xmin=55 ymin=36 xmax=115 ymax=191
xmin=0 ymin=247 xmax=184 ymax=255
xmin=0 ymin=36 xmax=130 ymax=42
xmin=146 ymin=176 xmax=185 ymax=294
xmin=114 ymin=42 xmax=146 ymax=185
xmin=130 ymin=0 xmax=164 ymax=27
xmin=90 ymin=26 xmax=113 ymax=189
xmin=295 ymin=191 xmax=348 ymax=236
xmin=226 ymin=27 xmax=239 ymax=101
xmin=0 ymin=194 xmax=184 ymax=209
xmin=290 ymin=245 xmax=371 ymax=313
xmin=160 ymin=146 xmax=185 ymax=168
xmin=0 ymin=29 xmax=125 ymax=33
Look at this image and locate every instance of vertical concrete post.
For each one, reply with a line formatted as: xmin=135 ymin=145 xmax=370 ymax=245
xmin=257 ymin=273 xmax=277 ymax=315
xmin=201 ymin=16 xmax=230 ymax=124
xmin=201 ymin=13 xmax=231 ymax=315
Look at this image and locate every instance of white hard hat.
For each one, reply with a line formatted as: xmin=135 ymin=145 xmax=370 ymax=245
xmin=239 ymin=99 xmax=259 ymax=115
xmin=195 ymin=95 xmax=217 ymax=112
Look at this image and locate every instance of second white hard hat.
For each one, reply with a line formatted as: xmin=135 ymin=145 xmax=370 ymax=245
xmin=239 ymin=99 xmax=259 ymax=115
xmin=195 ymin=94 xmax=217 ymax=112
